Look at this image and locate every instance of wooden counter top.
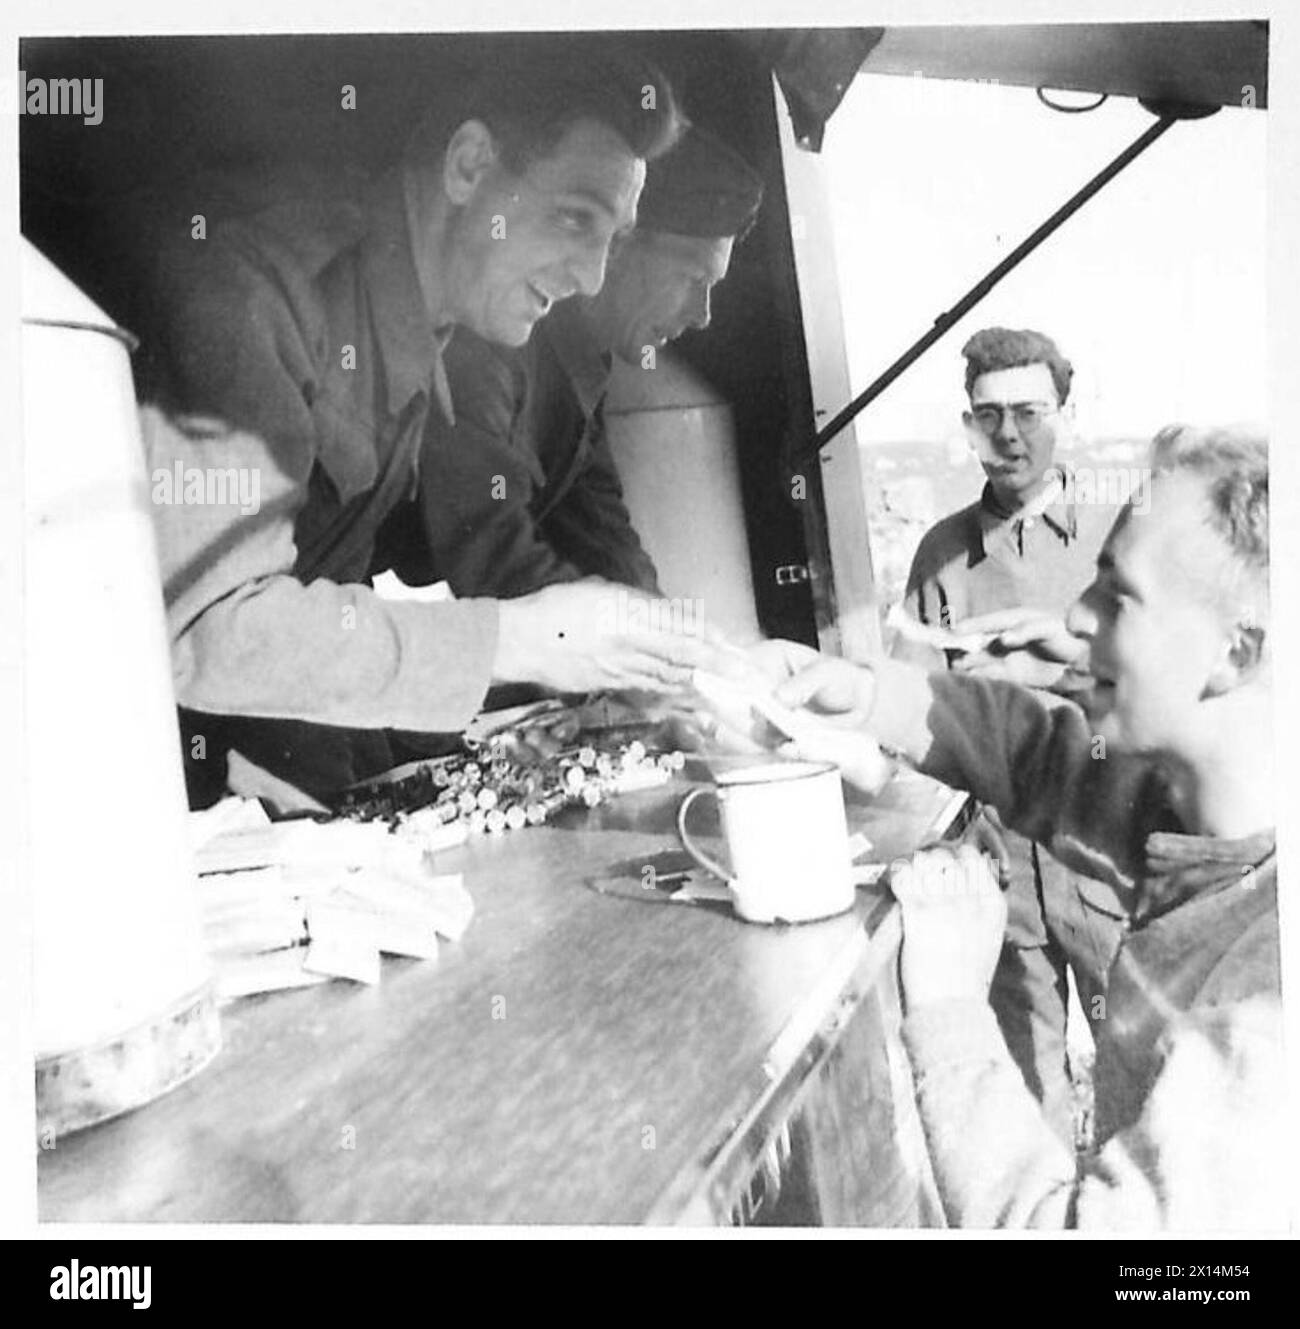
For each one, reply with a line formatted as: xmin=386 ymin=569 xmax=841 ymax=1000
xmin=38 ymin=767 xmax=964 ymax=1225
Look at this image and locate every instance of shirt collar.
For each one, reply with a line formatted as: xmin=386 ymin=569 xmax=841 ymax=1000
xmin=361 ymin=168 xmax=454 ymax=425
xmin=977 ymin=466 xmax=1078 ymax=546
xmin=1134 ymin=824 xmax=1276 ymax=926
xmin=537 ymin=299 xmax=612 ymax=420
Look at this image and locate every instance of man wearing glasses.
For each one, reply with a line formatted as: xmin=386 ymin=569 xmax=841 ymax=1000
xmin=892 ymin=327 xmax=1123 ymax=1148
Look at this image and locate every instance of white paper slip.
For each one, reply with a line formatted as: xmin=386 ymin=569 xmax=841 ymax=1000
xmin=885 ymin=604 xmax=997 ymax=656
xmin=303 ymin=939 xmax=382 ymax=985
xmin=420 ymin=872 xmax=475 ymax=941
xmin=330 ymin=864 xmax=473 ymax=940
xmin=203 ymin=901 xmax=308 ymax=958
xmin=215 ymin=947 xmax=330 ymax=1002
xmin=331 ymin=871 xmax=451 ymax=952
xmin=328 ymin=886 xmax=441 ymax=960
xmin=196 ymin=863 xmax=292 ymax=908
xmin=691 ymin=668 xmax=829 ymax=747
xmin=188 ymin=794 xmax=273 ymax=853
xmin=304 ymin=901 xmax=382 ymax=984
xmin=195 ymin=817 xmax=423 ymax=876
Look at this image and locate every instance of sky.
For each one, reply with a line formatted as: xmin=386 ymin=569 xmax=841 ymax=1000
xmin=821 ymin=71 xmax=1267 ymax=449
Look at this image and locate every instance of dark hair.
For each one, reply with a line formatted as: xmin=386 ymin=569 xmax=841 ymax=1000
xmin=405 ymin=41 xmax=684 ymax=177
xmin=962 ymin=327 xmax=1074 ymax=404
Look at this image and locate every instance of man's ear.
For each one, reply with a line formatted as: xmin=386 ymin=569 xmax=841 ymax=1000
xmin=1230 ymin=619 xmax=1267 ymax=675
xmin=1206 ymin=616 xmax=1268 ymax=694
xmin=443 ymin=119 xmax=499 ymax=206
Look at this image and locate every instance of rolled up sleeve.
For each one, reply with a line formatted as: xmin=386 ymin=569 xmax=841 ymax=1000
xmin=139 ymin=221 xmax=497 ymax=733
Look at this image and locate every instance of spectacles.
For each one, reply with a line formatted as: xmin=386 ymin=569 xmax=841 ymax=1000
xmin=969 ymin=401 xmax=1058 ymax=434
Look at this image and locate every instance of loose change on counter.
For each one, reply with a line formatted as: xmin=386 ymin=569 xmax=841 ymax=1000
xmin=190 ymin=705 xmax=689 ymax=1000
xmin=337 ymin=724 xmax=687 ymax=850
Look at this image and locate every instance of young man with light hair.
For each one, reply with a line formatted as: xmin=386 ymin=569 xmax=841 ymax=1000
xmin=760 ymin=427 xmax=1281 ymax=1228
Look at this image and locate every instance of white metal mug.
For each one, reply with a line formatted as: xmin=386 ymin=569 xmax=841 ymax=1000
xmin=675 ymin=760 xmax=855 ymax=924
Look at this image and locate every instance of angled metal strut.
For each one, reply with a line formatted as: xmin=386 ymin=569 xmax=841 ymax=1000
xmin=797 ymin=111 xmax=1182 ymax=466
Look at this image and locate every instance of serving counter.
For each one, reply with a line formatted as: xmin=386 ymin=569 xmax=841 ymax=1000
xmin=38 ymin=766 xmax=966 ymax=1227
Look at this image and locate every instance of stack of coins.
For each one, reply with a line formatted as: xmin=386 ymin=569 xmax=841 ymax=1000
xmin=340 ymin=733 xmax=687 ymax=840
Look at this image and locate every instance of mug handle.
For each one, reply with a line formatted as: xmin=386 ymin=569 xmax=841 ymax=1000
xmin=675 ymin=787 xmax=734 ymax=883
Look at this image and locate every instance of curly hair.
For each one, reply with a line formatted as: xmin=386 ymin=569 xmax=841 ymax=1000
xmin=962 ymin=327 xmax=1074 ymax=404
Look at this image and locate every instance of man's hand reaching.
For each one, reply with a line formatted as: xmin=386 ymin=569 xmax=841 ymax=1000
xmin=760 ymin=645 xmax=891 ymax=794
xmin=492 ymin=579 xmax=727 ymax=696
xmin=947 ymin=607 xmax=1086 ymax=688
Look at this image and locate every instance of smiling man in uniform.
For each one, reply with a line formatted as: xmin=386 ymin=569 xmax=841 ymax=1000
xmin=115 ymin=44 xmax=726 ymax=803
xmin=376 ymin=125 xmax=764 ymax=599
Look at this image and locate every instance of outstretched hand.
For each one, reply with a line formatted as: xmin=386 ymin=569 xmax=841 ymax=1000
xmin=950 ymin=607 xmax=1084 ymax=661
xmin=766 ymin=647 xmax=890 ymax=793
xmin=948 ymin=608 xmax=1086 ymax=687
xmin=680 ymin=640 xmax=892 ymax=792
xmin=492 ymin=579 xmax=730 ymax=696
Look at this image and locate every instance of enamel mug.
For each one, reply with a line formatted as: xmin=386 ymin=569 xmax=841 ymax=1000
xmin=676 ymin=760 xmax=854 ymax=923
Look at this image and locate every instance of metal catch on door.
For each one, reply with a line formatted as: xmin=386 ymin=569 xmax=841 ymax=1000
xmin=774 ymin=563 xmax=809 ymax=586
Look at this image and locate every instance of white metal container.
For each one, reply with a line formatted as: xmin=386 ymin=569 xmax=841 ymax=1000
xmin=605 ymin=350 xmax=763 ymax=644
xmin=21 ymin=239 xmax=220 ymax=1139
